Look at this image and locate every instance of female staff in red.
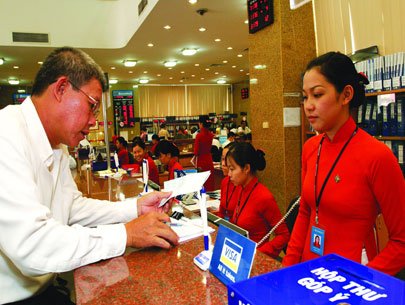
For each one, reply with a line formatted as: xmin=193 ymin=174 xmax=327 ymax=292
xmin=132 ymin=139 xmax=159 ymax=185
xmin=227 ymin=142 xmax=290 ymax=259
xmin=283 ymin=52 xmax=405 ymax=276
xmin=155 ymin=140 xmax=183 ymax=180
xmin=194 ymin=115 xmax=215 ymax=191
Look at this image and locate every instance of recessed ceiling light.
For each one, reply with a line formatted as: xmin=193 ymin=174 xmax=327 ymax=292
xmin=8 ymin=79 xmax=19 ymax=85
xmin=164 ymin=25 xmax=171 ymax=30
xmin=181 ymin=71 xmax=185 ymax=74
xmin=246 ymin=73 xmax=250 ymax=75
xmin=133 ymin=85 xmax=139 ymax=88
xmin=232 ymin=65 xmax=236 ymax=68
xmin=217 ymin=79 xmax=226 ymax=84
xmin=180 ymin=80 xmax=184 ymax=82
xmin=244 ymin=20 xmax=248 ymax=24
xmin=139 ymin=79 xmax=149 ymax=84
xmin=214 ymin=72 xmax=219 ymax=75
xmin=181 ymin=48 xmax=198 ymax=56
xmin=110 ymin=66 xmax=116 ymax=70
xmin=237 ymin=54 xmax=243 ymax=57
xmin=164 ymin=60 xmax=177 ymax=67
xmin=17 ymin=89 xmax=26 ymax=93
xmin=240 ymin=69 xmax=244 ymax=72
xmin=188 ymin=0 xmax=197 ymax=4
xmin=214 ymin=38 xmax=221 ymax=42
xmin=169 ymin=77 xmax=173 ymax=80
xmin=13 ymin=66 xmax=19 ymax=69
xmin=128 ymin=71 xmax=133 ymax=74
xmin=191 ymin=75 xmax=195 ymax=77
xmin=250 ymin=78 xmax=258 ymax=84
xmin=222 ymin=75 xmax=226 ymax=78
xmin=143 ymin=71 xmax=148 ymax=74
xmin=201 ymin=77 xmax=205 ymax=80
xmin=123 ymin=60 xmax=137 ymax=67
xmin=194 ymin=63 xmax=200 ymax=66
xmin=147 ymin=43 xmax=154 ymax=47
xmin=0 ymin=58 xmax=4 ymax=65
xmin=109 ymin=79 xmax=118 ymax=84
xmin=227 ymin=47 xmax=233 ymax=50
xmin=199 ymin=27 xmax=206 ymax=32
xmin=254 ymin=64 xmax=267 ymax=70
xmin=205 ymin=68 xmax=210 ymax=71
xmin=168 ymin=67 xmax=173 ymax=70
xmin=223 ymin=60 xmax=228 ymax=63
xmin=37 ymin=61 xmax=43 ymax=65
xmin=157 ymin=74 xmax=161 ymax=77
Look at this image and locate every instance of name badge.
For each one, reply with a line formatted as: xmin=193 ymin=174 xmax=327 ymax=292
xmin=310 ymin=226 xmax=325 ymax=256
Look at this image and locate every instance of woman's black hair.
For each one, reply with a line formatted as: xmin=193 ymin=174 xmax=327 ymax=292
xmin=151 ymin=134 xmax=159 ymax=141
xmin=116 ymin=136 xmax=128 ymax=148
xmin=133 ymin=139 xmax=146 ymax=150
xmin=226 ymin=142 xmax=266 ymax=173
xmin=305 ymin=51 xmax=369 ymax=109
xmin=199 ymin=115 xmax=211 ymax=128
xmin=154 ymin=140 xmax=179 ymax=157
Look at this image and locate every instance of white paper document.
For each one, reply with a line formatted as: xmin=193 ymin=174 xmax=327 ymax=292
xmin=159 ymin=171 xmax=211 ymax=207
xmin=169 ymin=217 xmax=215 ymax=243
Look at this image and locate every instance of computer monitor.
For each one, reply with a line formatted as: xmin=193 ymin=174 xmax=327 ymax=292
xmin=207 ymin=211 xmax=249 ymax=238
xmin=218 ymin=135 xmax=227 ymax=146
xmin=147 ymin=133 xmax=154 ymax=142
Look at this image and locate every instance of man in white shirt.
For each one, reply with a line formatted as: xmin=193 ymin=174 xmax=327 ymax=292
xmin=0 ymin=47 xmax=178 ymax=304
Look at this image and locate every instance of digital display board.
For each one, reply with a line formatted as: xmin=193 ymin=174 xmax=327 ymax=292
xmin=248 ymin=0 xmax=274 ymax=34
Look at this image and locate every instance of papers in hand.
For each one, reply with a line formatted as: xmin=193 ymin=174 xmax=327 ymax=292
xmin=159 ymin=171 xmax=211 ymax=207
xmin=169 ymin=217 xmax=215 ymax=243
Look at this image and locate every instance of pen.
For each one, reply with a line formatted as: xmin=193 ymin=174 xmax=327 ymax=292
xmin=199 ymin=187 xmax=209 ymax=251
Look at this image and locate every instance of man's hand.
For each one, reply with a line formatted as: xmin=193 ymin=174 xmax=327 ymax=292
xmin=137 ymin=191 xmax=173 ymax=215
xmin=125 ymin=212 xmax=179 ymax=249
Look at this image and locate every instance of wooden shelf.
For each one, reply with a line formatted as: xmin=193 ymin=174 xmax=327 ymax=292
xmin=365 ymin=88 xmax=405 ymax=97
xmin=375 ymin=136 xmax=405 ymax=141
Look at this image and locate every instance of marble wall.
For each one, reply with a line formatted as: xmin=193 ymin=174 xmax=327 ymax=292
xmin=248 ymin=0 xmax=316 ymax=211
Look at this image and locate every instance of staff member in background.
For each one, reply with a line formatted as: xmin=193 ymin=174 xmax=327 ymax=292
xmin=155 ymin=140 xmax=183 ymax=180
xmin=0 ymin=47 xmax=178 ymax=304
xmin=226 ymin=142 xmax=290 ymax=259
xmin=194 ymin=115 xmax=215 ymax=191
xmin=115 ymin=136 xmax=130 ymax=166
xmin=139 ymin=126 xmax=148 ymax=142
xmin=150 ymin=133 xmax=160 ymax=157
xmin=132 ymin=139 xmax=160 ymax=185
xmin=283 ymin=52 xmax=405 ymax=276
xmin=158 ymin=123 xmax=170 ymax=140
xmin=216 ymin=142 xmax=238 ymax=221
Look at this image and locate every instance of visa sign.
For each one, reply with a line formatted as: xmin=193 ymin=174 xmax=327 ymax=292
xmin=220 ymin=238 xmax=243 ymax=273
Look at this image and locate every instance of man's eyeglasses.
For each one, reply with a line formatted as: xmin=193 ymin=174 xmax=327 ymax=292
xmin=69 ymin=81 xmax=100 ymax=117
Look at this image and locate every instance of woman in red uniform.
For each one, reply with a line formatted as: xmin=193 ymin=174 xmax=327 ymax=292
xmin=226 ymin=142 xmax=290 ymax=259
xmin=132 ymin=139 xmax=159 ymax=185
xmin=217 ymin=142 xmax=238 ymax=221
xmin=283 ymin=52 xmax=405 ymax=276
xmin=155 ymin=140 xmax=183 ymax=180
xmin=115 ymin=136 xmax=129 ymax=166
xmin=194 ymin=115 xmax=215 ymax=191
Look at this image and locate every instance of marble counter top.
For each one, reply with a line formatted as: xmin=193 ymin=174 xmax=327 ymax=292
xmin=74 ymin=233 xmax=282 ymax=305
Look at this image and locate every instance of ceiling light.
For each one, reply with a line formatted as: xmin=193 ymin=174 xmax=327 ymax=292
xmin=157 ymin=74 xmax=161 ymax=77
xmin=232 ymin=65 xmax=237 ymax=68
xmin=180 ymin=80 xmax=184 ymax=83
xmin=128 ymin=71 xmax=133 ymax=74
xmin=205 ymin=68 xmax=210 ymax=71
xmin=109 ymin=79 xmax=118 ymax=84
xmin=110 ymin=66 xmax=116 ymax=70
xmin=227 ymin=47 xmax=233 ymax=50
xmin=169 ymin=77 xmax=173 ymax=80
xmin=250 ymin=78 xmax=258 ymax=84
xmin=147 ymin=43 xmax=154 ymax=47
xmin=143 ymin=71 xmax=148 ymax=74
xmin=199 ymin=27 xmax=206 ymax=32
xmin=214 ymin=72 xmax=219 ymax=75
xmin=139 ymin=79 xmax=149 ymax=84
xmin=195 ymin=63 xmax=200 ymax=66
xmin=254 ymin=64 xmax=267 ymax=70
xmin=17 ymin=89 xmax=26 ymax=93
xmin=0 ymin=58 xmax=4 ymax=65
xmin=240 ymin=69 xmax=244 ymax=72
xmin=217 ymin=79 xmax=226 ymax=84
xmin=164 ymin=25 xmax=171 ymax=30
xmin=214 ymin=38 xmax=221 ymax=42
xmin=8 ymin=79 xmax=19 ymax=85
xmin=181 ymin=48 xmax=198 ymax=56
xmin=188 ymin=0 xmax=198 ymax=4
xmin=201 ymin=77 xmax=205 ymax=80
xmin=133 ymin=85 xmax=138 ymax=88
xmin=123 ymin=60 xmax=137 ymax=67
xmin=237 ymin=54 xmax=243 ymax=57
xmin=181 ymin=71 xmax=185 ymax=74
xmin=13 ymin=66 xmax=19 ymax=69
xmin=191 ymin=75 xmax=195 ymax=77
xmin=164 ymin=60 xmax=177 ymax=67
xmin=223 ymin=60 xmax=228 ymax=63
xmin=37 ymin=61 xmax=43 ymax=65
xmin=244 ymin=20 xmax=249 ymax=24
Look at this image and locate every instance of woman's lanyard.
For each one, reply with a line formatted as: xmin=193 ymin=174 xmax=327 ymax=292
xmin=314 ymin=126 xmax=358 ymax=225
xmin=225 ymin=179 xmax=236 ymax=210
xmin=233 ymin=182 xmax=258 ymax=224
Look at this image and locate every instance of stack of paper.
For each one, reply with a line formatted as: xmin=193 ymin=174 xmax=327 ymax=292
xmin=169 ymin=217 xmax=215 ymax=243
